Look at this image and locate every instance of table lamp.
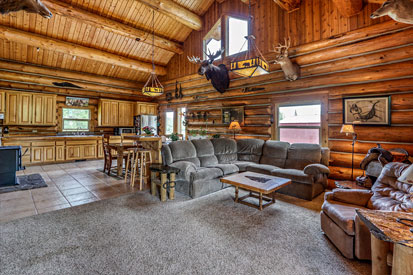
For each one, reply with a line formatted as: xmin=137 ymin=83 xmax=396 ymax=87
xmin=228 ymin=121 xmax=241 ymax=139
xmin=340 ymin=124 xmax=357 ymax=181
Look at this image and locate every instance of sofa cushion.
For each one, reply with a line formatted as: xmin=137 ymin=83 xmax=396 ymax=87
xmin=237 ymin=139 xmax=265 ymax=163
xmin=169 ymin=141 xmax=200 ymax=166
xmin=285 ymin=143 xmax=322 ymax=170
xmin=168 ymin=161 xmax=197 ymax=182
xmin=232 ymin=161 xmax=255 ymax=172
xmin=210 ymin=164 xmax=239 ymax=175
xmin=191 ymin=167 xmax=224 ymax=182
xmin=271 ymin=169 xmax=313 ymax=184
xmin=246 ymin=163 xmax=280 ymax=175
xmin=259 ymin=140 xmax=289 ymax=168
xmin=191 ymin=139 xmax=218 ymax=167
xmin=322 ymin=200 xmax=362 ymax=236
xmin=211 ymin=138 xmax=237 ymax=164
xmin=161 ymin=145 xmax=173 ymax=165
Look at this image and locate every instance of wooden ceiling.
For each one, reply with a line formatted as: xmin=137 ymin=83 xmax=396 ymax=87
xmin=0 ymin=0 xmax=215 ymax=84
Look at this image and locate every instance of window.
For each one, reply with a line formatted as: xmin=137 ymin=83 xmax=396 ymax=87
xmin=227 ymin=16 xmax=249 ymax=56
xmin=203 ymin=20 xmax=222 ymax=60
xmin=177 ymin=107 xmax=186 ymax=139
xmin=278 ymin=104 xmax=321 ymax=144
xmin=62 ymin=108 xmax=90 ymax=132
xmin=165 ymin=111 xmax=175 ymax=135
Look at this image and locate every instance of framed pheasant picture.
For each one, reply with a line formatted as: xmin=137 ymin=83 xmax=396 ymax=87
xmin=343 ymin=96 xmax=391 ymax=126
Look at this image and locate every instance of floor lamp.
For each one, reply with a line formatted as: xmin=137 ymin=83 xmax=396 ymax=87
xmin=340 ymin=124 xmax=357 ymax=181
xmin=228 ymin=121 xmax=241 ymax=139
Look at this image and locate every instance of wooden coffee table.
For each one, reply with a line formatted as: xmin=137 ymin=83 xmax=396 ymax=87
xmin=220 ymin=172 xmax=291 ymax=210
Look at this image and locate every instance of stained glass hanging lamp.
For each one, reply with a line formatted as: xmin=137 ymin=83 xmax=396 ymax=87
xmin=142 ymin=10 xmax=164 ymax=97
xmin=230 ymin=0 xmax=269 ymax=78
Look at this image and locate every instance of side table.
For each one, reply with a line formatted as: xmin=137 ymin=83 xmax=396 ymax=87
xmin=149 ymin=164 xmax=180 ymax=202
xmin=335 ymin=180 xmax=369 ymax=190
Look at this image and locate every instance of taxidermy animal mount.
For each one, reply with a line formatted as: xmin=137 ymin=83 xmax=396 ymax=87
xmin=187 ymin=48 xmax=230 ymax=94
xmin=370 ymin=0 xmax=413 ymax=24
xmin=0 ymin=0 xmax=52 ymax=18
xmin=272 ymin=38 xmax=300 ymax=81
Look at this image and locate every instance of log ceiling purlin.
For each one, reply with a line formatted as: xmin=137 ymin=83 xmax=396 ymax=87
xmin=159 ymin=0 xmax=413 ymax=183
xmin=0 ymin=0 xmax=216 ymax=100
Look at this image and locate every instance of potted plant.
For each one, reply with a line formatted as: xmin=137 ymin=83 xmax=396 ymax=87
xmin=170 ymin=133 xmax=180 ymax=142
xmin=142 ymin=126 xmax=154 ymax=135
xmin=212 ymin=134 xmax=221 ymax=139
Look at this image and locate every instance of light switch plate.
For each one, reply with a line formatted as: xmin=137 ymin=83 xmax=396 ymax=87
xmin=0 ymin=113 xmax=4 ymax=119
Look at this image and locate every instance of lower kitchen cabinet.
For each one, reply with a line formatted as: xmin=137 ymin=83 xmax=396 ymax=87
xmin=31 ymin=147 xmax=44 ymax=164
xmin=83 ymin=144 xmax=97 ymax=159
xmin=56 ymin=145 xmax=65 ymax=161
xmin=66 ymin=145 xmax=82 ymax=160
xmin=43 ymin=146 xmax=56 ymax=162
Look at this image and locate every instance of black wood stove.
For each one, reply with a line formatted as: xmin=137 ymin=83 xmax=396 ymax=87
xmin=0 ymin=146 xmax=25 ymax=187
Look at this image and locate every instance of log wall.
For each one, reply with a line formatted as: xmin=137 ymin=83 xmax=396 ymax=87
xmin=158 ymin=0 xmax=413 ymax=181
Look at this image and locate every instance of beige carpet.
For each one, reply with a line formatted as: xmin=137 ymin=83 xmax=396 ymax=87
xmin=0 ymin=188 xmax=370 ymax=275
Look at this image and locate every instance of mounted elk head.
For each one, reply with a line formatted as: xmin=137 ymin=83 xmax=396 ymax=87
xmin=272 ymin=38 xmax=300 ymax=81
xmin=187 ymin=49 xmax=230 ymax=94
xmin=0 ymin=0 xmax=52 ymax=18
xmin=370 ymin=0 xmax=413 ymax=25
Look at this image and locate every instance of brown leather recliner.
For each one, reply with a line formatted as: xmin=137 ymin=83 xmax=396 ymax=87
xmin=320 ymin=162 xmax=413 ymax=259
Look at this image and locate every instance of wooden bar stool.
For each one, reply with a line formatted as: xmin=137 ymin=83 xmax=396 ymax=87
xmin=124 ymin=148 xmax=152 ymax=190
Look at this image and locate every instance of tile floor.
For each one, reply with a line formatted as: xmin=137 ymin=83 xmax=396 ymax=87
xmin=0 ymin=160 xmax=140 ymax=223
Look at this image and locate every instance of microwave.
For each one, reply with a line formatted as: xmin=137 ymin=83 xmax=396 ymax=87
xmin=114 ymin=128 xmax=136 ymax=135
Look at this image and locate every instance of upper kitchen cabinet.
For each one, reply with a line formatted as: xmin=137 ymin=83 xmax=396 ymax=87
xmin=4 ymin=92 xmax=56 ymax=126
xmin=0 ymin=91 xmax=5 ymax=113
xmin=136 ymin=102 xmax=158 ymax=116
xmin=98 ymin=99 xmax=135 ymax=127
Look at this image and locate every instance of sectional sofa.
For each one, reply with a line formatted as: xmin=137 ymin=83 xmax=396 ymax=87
xmin=161 ymin=138 xmax=330 ymax=200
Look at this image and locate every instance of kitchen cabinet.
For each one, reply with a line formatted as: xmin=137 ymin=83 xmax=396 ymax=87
xmin=43 ymin=146 xmax=56 ymax=162
xmin=0 ymin=91 xmax=5 ymax=113
xmin=83 ymin=145 xmax=97 ymax=159
xmin=98 ymin=99 xmax=135 ymax=127
xmin=31 ymin=141 xmax=56 ymax=163
xmin=67 ymin=145 xmax=82 ymax=160
xmin=136 ymin=102 xmax=158 ymax=115
xmin=66 ymin=140 xmax=97 ymax=160
xmin=97 ymin=141 xmax=104 ymax=158
xmin=5 ymin=92 xmax=55 ymax=125
xmin=56 ymin=145 xmax=65 ymax=162
xmin=31 ymin=147 xmax=44 ymax=163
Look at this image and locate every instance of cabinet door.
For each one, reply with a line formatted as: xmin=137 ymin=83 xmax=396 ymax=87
xmin=97 ymin=143 xmax=104 ymax=158
xmin=0 ymin=91 xmax=5 ymax=113
xmin=83 ymin=145 xmax=96 ymax=159
xmin=140 ymin=104 xmax=148 ymax=115
xmin=67 ymin=145 xmax=82 ymax=160
xmin=119 ymin=102 xmax=134 ymax=126
xmin=5 ymin=92 xmax=19 ymax=124
xmin=110 ymin=102 xmax=119 ymax=126
xmin=19 ymin=93 xmax=32 ymax=125
xmin=99 ymin=101 xmax=111 ymax=126
xmin=43 ymin=146 xmax=55 ymax=162
xmin=31 ymin=147 xmax=44 ymax=163
xmin=148 ymin=104 xmax=157 ymax=115
xmin=32 ymin=94 xmax=44 ymax=125
xmin=43 ymin=95 xmax=56 ymax=125
xmin=56 ymin=145 xmax=65 ymax=161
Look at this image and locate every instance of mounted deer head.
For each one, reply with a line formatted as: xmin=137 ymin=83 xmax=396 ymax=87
xmin=371 ymin=0 xmax=413 ymax=24
xmin=0 ymin=0 xmax=52 ymax=18
xmin=272 ymin=38 xmax=300 ymax=81
xmin=187 ymin=49 xmax=230 ymax=94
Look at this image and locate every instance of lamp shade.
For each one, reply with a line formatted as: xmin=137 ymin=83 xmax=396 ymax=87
xmin=340 ymin=124 xmax=355 ymax=134
xmin=230 ymin=57 xmax=269 ymax=78
xmin=228 ymin=121 xmax=241 ymax=130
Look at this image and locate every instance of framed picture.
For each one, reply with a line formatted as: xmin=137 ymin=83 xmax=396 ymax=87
xmin=343 ymin=96 xmax=391 ymax=125
xmin=66 ymin=97 xmax=89 ymax=107
xmin=222 ymin=107 xmax=244 ymax=125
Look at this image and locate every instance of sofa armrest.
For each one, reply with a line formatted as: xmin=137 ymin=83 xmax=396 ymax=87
xmin=330 ymin=189 xmax=373 ymax=207
xmin=304 ymin=163 xmax=330 ymax=175
xmin=169 ymin=161 xmax=197 ymax=182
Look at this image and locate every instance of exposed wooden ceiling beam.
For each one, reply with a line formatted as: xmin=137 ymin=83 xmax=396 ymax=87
xmin=42 ymin=0 xmax=183 ymax=55
xmin=136 ymin=0 xmax=202 ymax=31
xmin=365 ymin=0 xmax=385 ymax=3
xmin=273 ymin=0 xmax=301 ymax=12
xmin=0 ymin=25 xmax=167 ymax=75
xmin=0 ymin=59 xmax=141 ymax=90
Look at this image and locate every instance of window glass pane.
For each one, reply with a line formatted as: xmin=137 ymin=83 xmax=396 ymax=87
xmin=206 ymin=39 xmax=222 ymax=59
xmin=279 ymin=128 xmax=320 ymax=144
xmin=165 ymin=111 xmax=174 ymax=135
xmin=63 ymin=120 xmax=89 ymax=131
xmin=228 ymin=17 xmax=249 ymax=56
xmin=63 ymin=108 xmax=90 ymax=119
xmin=279 ymin=105 xmax=321 ymax=126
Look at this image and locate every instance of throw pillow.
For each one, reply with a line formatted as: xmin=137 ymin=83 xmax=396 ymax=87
xmin=397 ymin=164 xmax=413 ymax=184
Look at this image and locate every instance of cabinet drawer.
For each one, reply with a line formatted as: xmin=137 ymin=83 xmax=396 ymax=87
xmin=32 ymin=141 xmax=55 ymax=147
xmin=66 ymin=140 xmax=97 ymax=145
